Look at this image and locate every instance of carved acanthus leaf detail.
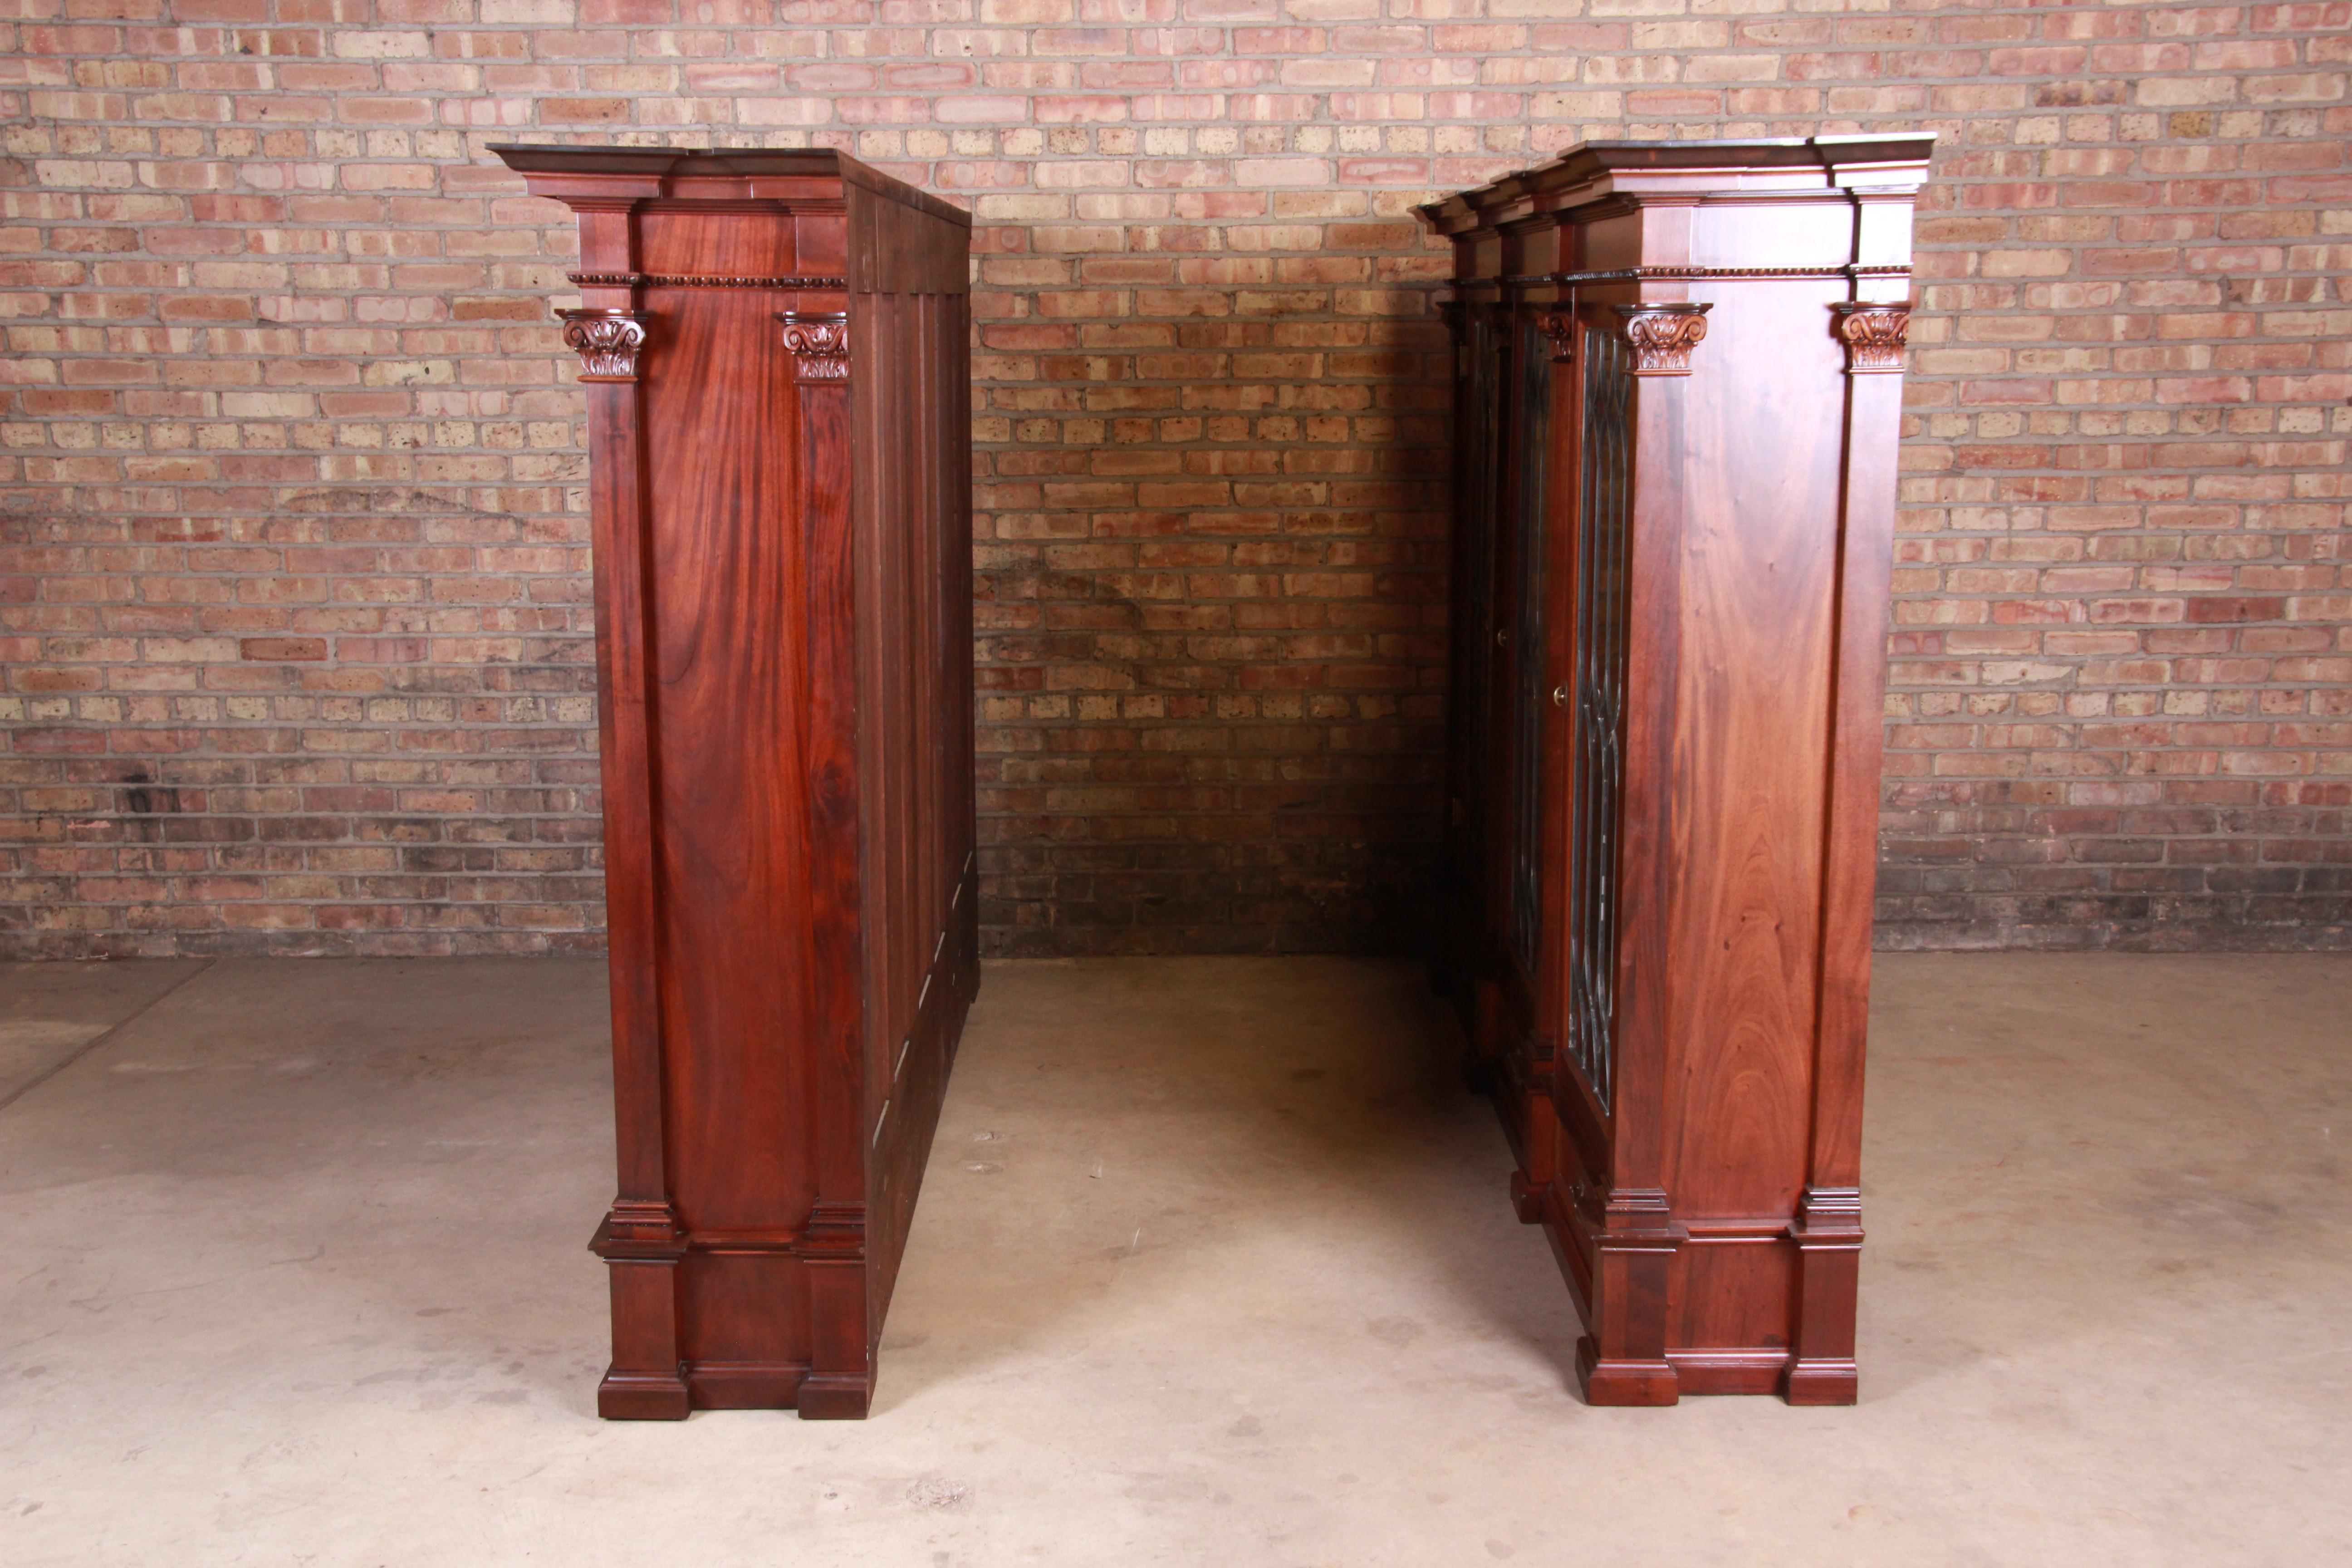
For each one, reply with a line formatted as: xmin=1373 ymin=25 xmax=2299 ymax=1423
xmin=558 ymin=308 xmax=647 ymax=382
xmin=1612 ymin=303 xmax=1711 ymax=376
xmin=1833 ymin=301 xmax=1912 ymax=374
xmin=1538 ymin=309 xmax=1576 ymax=364
xmin=777 ymin=311 xmax=851 ymax=382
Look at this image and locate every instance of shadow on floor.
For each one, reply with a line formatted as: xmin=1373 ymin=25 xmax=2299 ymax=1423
xmin=875 ymin=956 xmax=1584 ymax=1415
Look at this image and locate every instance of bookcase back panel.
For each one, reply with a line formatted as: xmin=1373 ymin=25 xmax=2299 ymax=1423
xmin=854 ymin=282 xmax=979 ymax=1327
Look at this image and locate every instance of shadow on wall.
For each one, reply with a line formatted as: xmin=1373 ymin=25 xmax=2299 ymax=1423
xmin=966 ymin=216 xmax=1458 ymax=960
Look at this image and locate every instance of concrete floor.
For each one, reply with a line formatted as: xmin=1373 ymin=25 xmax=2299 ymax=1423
xmin=0 ymin=955 xmax=2344 ymax=1566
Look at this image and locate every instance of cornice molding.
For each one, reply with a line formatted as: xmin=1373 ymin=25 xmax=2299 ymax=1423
xmin=1497 ymin=263 xmax=1911 ymax=289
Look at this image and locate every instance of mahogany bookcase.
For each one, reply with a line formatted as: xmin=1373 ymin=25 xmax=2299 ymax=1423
xmin=492 ymin=145 xmax=976 ymax=1420
xmin=1420 ymin=136 xmax=1933 ymax=1405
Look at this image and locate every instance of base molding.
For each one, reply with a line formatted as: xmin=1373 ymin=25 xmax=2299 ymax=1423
xmin=1669 ymin=1346 xmax=1792 ymax=1397
xmin=598 ymin=1365 xmax=691 ymax=1421
xmin=1575 ymin=1343 xmax=1842 ymax=1405
xmin=632 ymin=1361 xmax=874 ymax=1419
xmin=685 ymin=1361 xmax=810 ymax=1411
xmin=1576 ymin=1338 xmax=1680 ymax=1406
xmin=1784 ymin=1357 xmax=1860 ymax=1406
xmin=794 ymin=1375 xmax=875 ymax=1420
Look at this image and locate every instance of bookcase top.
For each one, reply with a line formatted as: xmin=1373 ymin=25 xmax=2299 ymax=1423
xmin=489 ymin=143 xmax=971 ymax=228
xmin=1418 ymin=133 xmax=1937 ymax=234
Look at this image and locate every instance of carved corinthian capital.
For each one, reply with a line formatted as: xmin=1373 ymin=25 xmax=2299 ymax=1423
xmin=777 ymin=311 xmax=851 ymax=383
xmin=558 ymin=308 xmax=647 ymax=382
xmin=1611 ymin=302 xmax=1712 ymax=376
xmin=1833 ymin=301 xmax=1913 ymax=374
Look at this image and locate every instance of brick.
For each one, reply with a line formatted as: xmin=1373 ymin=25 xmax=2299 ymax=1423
xmin=0 ymin=3 xmax=2345 ymax=960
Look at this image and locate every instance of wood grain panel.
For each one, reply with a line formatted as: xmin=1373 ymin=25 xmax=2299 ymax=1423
xmin=640 ymin=268 xmax=817 ymax=1233
xmin=680 ymin=1252 xmax=811 ymax=1367
xmin=1661 ymin=277 xmax=1848 ymax=1224
xmin=637 ymin=207 xmax=798 ymax=279
xmin=1672 ymin=1239 xmax=1798 ymax=1352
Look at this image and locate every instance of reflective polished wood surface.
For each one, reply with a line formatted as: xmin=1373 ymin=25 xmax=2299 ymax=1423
xmin=495 ymin=145 xmax=976 ymax=1419
xmin=1422 ymin=135 xmax=1933 ymax=1405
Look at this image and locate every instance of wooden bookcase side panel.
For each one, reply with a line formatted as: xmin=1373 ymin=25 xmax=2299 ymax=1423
xmin=1422 ymin=137 xmax=1932 ymax=1406
xmin=492 ymin=146 xmax=975 ymax=1420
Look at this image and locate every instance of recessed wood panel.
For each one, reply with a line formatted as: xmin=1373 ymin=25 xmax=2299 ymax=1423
xmin=638 ymin=208 xmax=799 ymax=279
xmin=641 ymin=279 xmax=815 ymax=1234
xmin=681 ymin=1252 xmax=811 ymax=1366
xmin=1673 ymin=1238 xmax=1799 ymax=1352
xmin=1662 ymin=278 xmax=1847 ymax=1224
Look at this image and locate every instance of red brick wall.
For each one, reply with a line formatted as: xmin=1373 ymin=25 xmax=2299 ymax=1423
xmin=2 ymin=1 xmax=2347 ymax=956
